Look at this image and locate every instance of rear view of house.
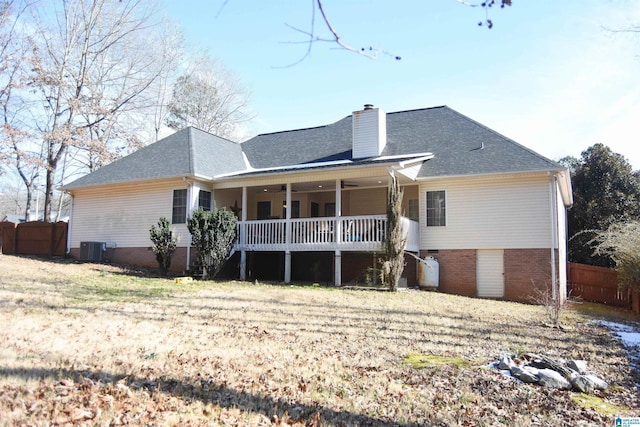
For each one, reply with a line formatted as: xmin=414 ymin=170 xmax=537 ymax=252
xmin=63 ymin=105 xmax=572 ymax=302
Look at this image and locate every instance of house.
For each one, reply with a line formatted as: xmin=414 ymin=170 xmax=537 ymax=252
xmin=63 ymin=105 xmax=573 ymax=302
xmin=1 ymin=214 xmax=26 ymax=223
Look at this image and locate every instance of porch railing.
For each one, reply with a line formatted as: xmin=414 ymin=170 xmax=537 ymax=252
xmin=236 ymin=215 xmax=419 ymax=252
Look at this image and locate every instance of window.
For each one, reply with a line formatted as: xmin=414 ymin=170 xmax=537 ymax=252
xmin=426 ymin=190 xmax=446 ymax=226
xmin=310 ymin=202 xmax=320 ymax=218
xmin=282 ymin=200 xmax=300 ymax=218
xmin=257 ymin=201 xmax=271 ymax=220
xmin=198 ymin=190 xmax=212 ymax=211
xmin=172 ymin=189 xmax=187 ymax=224
xmin=408 ymin=199 xmax=419 ymax=222
xmin=325 ymin=202 xmax=336 ymax=217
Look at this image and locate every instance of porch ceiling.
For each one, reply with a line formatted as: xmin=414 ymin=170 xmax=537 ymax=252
xmin=252 ymin=176 xmax=416 ymax=194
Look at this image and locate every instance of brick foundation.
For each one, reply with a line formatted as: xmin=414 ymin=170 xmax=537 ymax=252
xmin=504 ymin=248 xmax=553 ymax=303
xmin=68 ymin=245 xmax=558 ymax=299
xmin=422 ymin=249 xmax=477 ymax=297
xmin=69 ymin=246 xmax=189 ymax=273
xmin=420 ymin=248 xmax=557 ymax=302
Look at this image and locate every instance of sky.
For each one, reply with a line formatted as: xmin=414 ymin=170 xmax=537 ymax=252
xmin=159 ymin=2 xmax=637 ymax=168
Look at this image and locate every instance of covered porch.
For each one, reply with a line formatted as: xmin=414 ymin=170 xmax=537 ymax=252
xmin=233 ymin=214 xmax=419 ymax=285
xmin=212 ymin=172 xmax=421 ymax=286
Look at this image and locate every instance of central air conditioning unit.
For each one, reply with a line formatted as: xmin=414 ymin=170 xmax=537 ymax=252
xmin=80 ymin=241 xmax=105 ymax=261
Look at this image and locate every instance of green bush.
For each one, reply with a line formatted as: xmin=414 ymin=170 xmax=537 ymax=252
xmin=149 ymin=217 xmax=177 ymax=277
xmin=187 ymin=207 xmax=237 ymax=279
xmin=592 ymin=221 xmax=640 ymax=290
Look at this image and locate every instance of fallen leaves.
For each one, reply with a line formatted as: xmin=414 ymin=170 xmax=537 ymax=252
xmin=0 ymin=255 xmax=638 ymax=425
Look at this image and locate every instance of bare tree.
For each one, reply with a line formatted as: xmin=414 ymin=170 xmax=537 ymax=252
xmin=69 ymin=18 xmax=184 ymax=171
xmin=278 ymin=0 xmax=513 ymax=64
xmin=0 ymin=0 xmax=40 ymax=220
xmin=0 ymin=181 xmax=27 ymax=217
xmin=19 ymin=0 xmax=180 ymax=221
xmin=165 ymin=54 xmax=253 ymax=140
xmin=148 ymin=27 xmax=185 ymax=142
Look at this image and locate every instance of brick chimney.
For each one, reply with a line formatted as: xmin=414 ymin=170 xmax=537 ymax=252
xmin=352 ymin=104 xmax=386 ymax=159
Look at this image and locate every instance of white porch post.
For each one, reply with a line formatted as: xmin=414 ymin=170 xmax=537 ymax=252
xmin=240 ymin=186 xmax=247 ymax=281
xmin=335 ymin=179 xmax=342 ymax=244
xmin=284 ymin=183 xmax=292 ymax=283
xmin=334 ymin=179 xmax=342 ymax=286
xmin=334 ymin=250 xmax=341 ymax=287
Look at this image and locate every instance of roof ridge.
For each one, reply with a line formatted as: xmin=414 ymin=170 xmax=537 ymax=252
xmin=248 ymin=106 xmax=449 ymax=139
xmin=251 ymin=123 xmax=333 ymax=138
xmin=186 ymin=126 xmax=240 ymax=144
xmin=386 ymin=105 xmax=447 ymax=115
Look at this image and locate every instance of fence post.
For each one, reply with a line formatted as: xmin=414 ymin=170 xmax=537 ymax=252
xmin=632 ymin=288 xmax=640 ymax=314
xmin=0 ymin=222 xmax=18 ymax=255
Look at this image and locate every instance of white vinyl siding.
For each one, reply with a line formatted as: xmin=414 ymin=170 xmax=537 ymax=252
xmin=352 ymin=108 xmax=386 ymax=159
xmin=419 ymin=175 xmax=552 ymax=249
xmin=477 ymin=249 xmax=504 ymax=297
xmin=70 ymin=181 xmax=190 ymax=248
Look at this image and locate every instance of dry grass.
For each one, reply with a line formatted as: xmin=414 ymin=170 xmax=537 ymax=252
xmin=0 ymin=254 xmax=638 ymax=426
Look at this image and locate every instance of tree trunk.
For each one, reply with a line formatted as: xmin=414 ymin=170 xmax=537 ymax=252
xmin=43 ymin=166 xmax=56 ymax=223
xmin=384 ymin=172 xmax=407 ymax=291
xmin=22 ymin=188 xmax=31 ymax=222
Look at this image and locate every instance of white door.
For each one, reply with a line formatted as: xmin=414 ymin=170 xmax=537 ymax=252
xmin=477 ymin=249 xmax=504 ymax=298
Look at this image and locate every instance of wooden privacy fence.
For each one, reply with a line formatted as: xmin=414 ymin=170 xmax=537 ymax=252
xmin=0 ymin=221 xmax=68 ymax=257
xmin=567 ymin=262 xmax=631 ymax=308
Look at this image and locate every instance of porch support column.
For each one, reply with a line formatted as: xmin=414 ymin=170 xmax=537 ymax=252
xmin=284 ymin=183 xmax=292 ymax=283
xmin=285 ymin=251 xmax=292 ymax=283
xmin=334 ymin=179 xmax=342 ymax=287
xmin=334 ymin=250 xmax=342 ymax=287
xmin=240 ymin=186 xmax=247 ymax=281
xmin=335 ymin=179 xmax=342 ymax=245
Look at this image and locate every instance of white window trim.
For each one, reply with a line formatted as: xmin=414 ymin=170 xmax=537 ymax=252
xmin=425 ymin=190 xmax=447 ymax=227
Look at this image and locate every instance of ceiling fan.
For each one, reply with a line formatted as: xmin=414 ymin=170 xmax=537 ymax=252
xmin=277 ymin=185 xmax=297 ymax=192
xmin=341 ymin=180 xmax=358 ymax=189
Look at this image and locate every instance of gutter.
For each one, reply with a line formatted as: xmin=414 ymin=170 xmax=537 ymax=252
xmin=66 ymin=191 xmax=74 ymax=255
xmin=183 ymin=176 xmax=193 ymax=271
xmin=548 ymin=172 xmax=558 ymax=300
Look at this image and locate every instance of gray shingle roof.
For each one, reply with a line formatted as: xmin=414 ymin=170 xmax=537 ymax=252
xmin=64 ymin=127 xmax=245 ymax=189
xmin=241 ymin=106 xmax=563 ymax=178
xmin=65 ymin=106 xmax=563 ymax=190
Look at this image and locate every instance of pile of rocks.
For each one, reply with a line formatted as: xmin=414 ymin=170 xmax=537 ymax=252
xmin=492 ymin=353 xmax=608 ymax=393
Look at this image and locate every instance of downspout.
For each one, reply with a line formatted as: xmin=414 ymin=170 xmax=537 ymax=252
xmin=65 ymin=191 xmax=74 ymax=254
xmin=548 ymin=172 xmax=558 ymax=299
xmin=183 ymin=177 xmax=193 ymax=271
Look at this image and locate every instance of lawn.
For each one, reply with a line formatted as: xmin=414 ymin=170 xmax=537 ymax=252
xmin=0 ymin=254 xmax=638 ymax=426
